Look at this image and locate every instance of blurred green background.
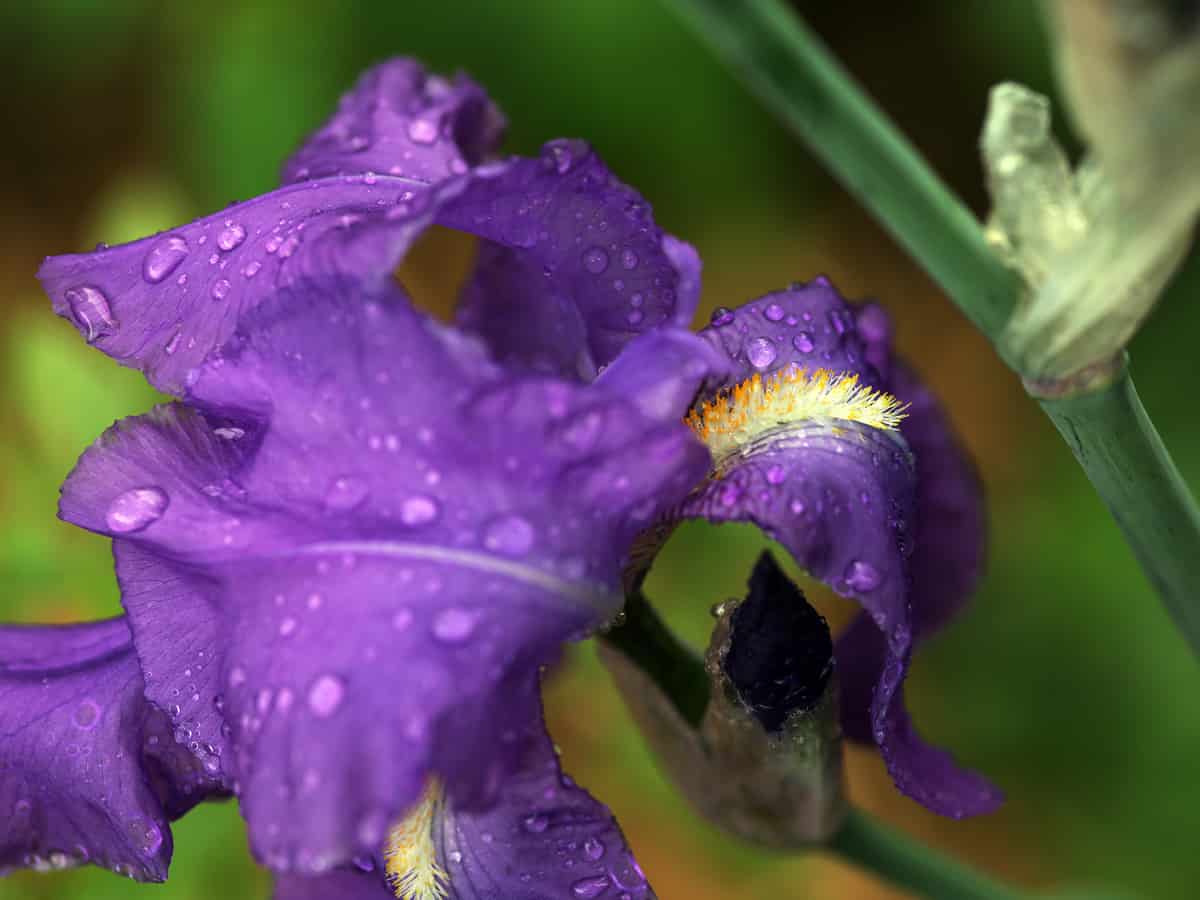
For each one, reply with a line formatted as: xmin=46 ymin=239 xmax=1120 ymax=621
xmin=2 ymin=1 xmax=1197 ymax=898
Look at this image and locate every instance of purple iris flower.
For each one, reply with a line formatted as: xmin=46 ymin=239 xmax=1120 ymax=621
xmin=3 ymin=58 xmax=999 ymax=898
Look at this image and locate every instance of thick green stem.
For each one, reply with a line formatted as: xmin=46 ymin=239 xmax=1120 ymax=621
xmin=602 ymin=591 xmax=710 ymax=727
xmin=1038 ymin=367 xmax=1200 ymax=652
xmin=828 ymin=810 xmax=1021 ymax=900
xmin=667 ymin=0 xmax=1200 ymax=656
xmin=665 ymin=0 xmax=1021 ymax=338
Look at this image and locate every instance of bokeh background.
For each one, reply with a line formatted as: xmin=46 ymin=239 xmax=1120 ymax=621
xmin=2 ymin=1 xmax=1197 ymax=897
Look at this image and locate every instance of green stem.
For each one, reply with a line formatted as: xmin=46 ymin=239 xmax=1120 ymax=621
xmin=602 ymin=590 xmax=710 ymax=727
xmin=600 ymin=597 xmax=1025 ymax=900
xmin=828 ymin=809 xmax=1021 ymax=900
xmin=667 ymin=0 xmax=1200 ymax=656
xmin=1038 ymin=367 xmax=1200 ymax=652
xmin=665 ymin=0 xmax=1020 ymax=338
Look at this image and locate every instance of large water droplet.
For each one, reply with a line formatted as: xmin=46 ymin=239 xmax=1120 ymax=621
xmin=432 ymin=607 xmax=478 ymax=644
xmin=72 ymin=699 xmax=101 ymax=730
xmin=571 ymin=875 xmax=612 ymax=898
xmin=482 ymin=513 xmax=535 ymax=556
xmin=105 ymin=487 xmax=168 ymax=534
xmin=143 ymin=236 xmax=189 ymax=283
xmin=307 ymin=674 xmax=345 ymax=718
xmin=324 ymin=475 xmax=368 ymax=511
xmin=217 ymin=224 xmax=246 ymax=251
xmin=582 ymin=836 xmax=605 ymax=861
xmin=400 ymin=494 xmax=440 ymax=526
xmin=793 ymin=331 xmax=815 ymax=353
xmin=763 ymin=302 xmax=786 ymax=322
xmin=843 ymin=559 xmax=881 ymax=592
xmin=407 ymin=118 xmax=439 ymax=144
xmin=65 ymin=285 xmax=117 ymax=342
xmin=746 ymin=337 xmax=778 ymax=369
xmin=582 ymin=247 xmax=609 ymax=274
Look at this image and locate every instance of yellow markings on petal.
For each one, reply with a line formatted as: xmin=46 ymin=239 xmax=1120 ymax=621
xmin=686 ymin=367 xmax=908 ymax=462
xmin=385 ymin=779 xmax=448 ymax=900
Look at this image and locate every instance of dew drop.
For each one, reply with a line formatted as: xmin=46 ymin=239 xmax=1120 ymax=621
xmin=217 ymin=224 xmax=246 ymax=251
xmin=626 ymin=309 xmax=644 ymax=326
xmin=432 ymin=607 xmax=478 ymax=644
xmin=65 ymin=285 xmax=117 ymax=342
xmin=793 ymin=331 xmax=815 ymax=353
xmin=765 ymin=464 xmax=786 ymax=485
xmin=523 ymin=813 xmax=549 ymax=833
xmin=279 ymin=617 xmax=297 ymax=637
xmin=400 ymin=494 xmax=440 ymax=526
xmin=324 ymin=475 xmax=369 ymax=511
xmin=243 ymin=260 xmax=262 ymax=279
xmin=142 ymin=236 xmax=190 ymax=283
xmin=391 ymin=608 xmax=413 ymax=631
xmin=843 ymin=559 xmax=881 ymax=592
xmin=307 ymin=674 xmax=345 ymax=718
xmin=620 ymin=248 xmax=639 ymax=270
xmin=407 ymin=118 xmax=439 ymax=144
xmin=709 ymin=306 xmax=734 ymax=327
xmin=571 ymin=875 xmax=612 ymax=898
xmin=763 ymin=302 xmax=786 ymax=322
xmin=582 ymin=246 xmax=609 ymax=274
xmin=583 ymin=837 xmax=605 ymax=861
xmin=746 ymin=337 xmax=778 ymax=369
xmin=72 ymin=699 xmax=101 ymax=730
xmin=211 ymin=279 xmax=231 ymax=301
xmin=105 ymin=487 xmax=168 ymax=534
xmin=482 ymin=513 xmax=535 ymax=556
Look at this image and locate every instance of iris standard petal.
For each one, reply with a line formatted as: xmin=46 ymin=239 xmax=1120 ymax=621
xmin=678 ymin=282 xmax=1000 ymax=817
xmin=449 ymin=140 xmax=703 ymax=377
xmin=281 ymin=58 xmax=505 ymax=186
xmin=57 ymin=284 xmax=708 ymax=872
xmin=0 ymin=618 xmax=208 ymax=881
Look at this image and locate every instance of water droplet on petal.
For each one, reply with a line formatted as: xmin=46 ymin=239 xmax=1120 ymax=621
xmin=105 ymin=487 xmax=168 ymax=533
xmin=523 ymin=813 xmax=549 ymax=833
xmin=620 ymin=249 xmax=639 ymax=270
xmin=763 ymin=303 xmax=786 ymax=322
xmin=217 ymin=224 xmax=246 ymax=251
xmin=709 ymin=306 xmax=734 ymax=327
xmin=482 ymin=514 xmax=535 ymax=556
xmin=400 ymin=494 xmax=440 ymax=526
xmin=793 ymin=331 xmax=815 ymax=353
xmin=571 ymin=875 xmax=612 ymax=898
xmin=72 ymin=700 xmax=101 ymax=730
xmin=143 ymin=236 xmax=189 ymax=283
xmin=243 ymin=260 xmax=262 ymax=279
xmin=582 ymin=247 xmax=609 ymax=274
xmin=307 ymin=674 xmax=345 ymax=718
xmin=211 ymin=279 xmax=231 ymax=301
xmin=432 ymin=607 xmax=478 ymax=644
xmin=747 ymin=337 xmax=778 ymax=369
xmin=583 ymin=837 xmax=605 ymax=861
xmin=844 ymin=559 xmax=881 ymax=592
xmin=65 ymin=285 xmax=117 ymax=342
xmin=407 ymin=118 xmax=438 ymax=144
xmin=324 ymin=475 xmax=369 ymax=511
xmin=766 ymin=464 xmax=786 ymax=485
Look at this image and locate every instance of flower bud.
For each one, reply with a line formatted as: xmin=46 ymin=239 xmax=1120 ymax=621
xmin=601 ymin=552 xmax=847 ymax=847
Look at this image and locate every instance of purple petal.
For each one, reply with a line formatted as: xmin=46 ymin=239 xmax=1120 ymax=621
xmin=0 ymin=619 xmax=172 ymax=880
xmin=433 ymin=682 xmax=655 ymax=900
xmin=698 ymin=278 xmax=879 ymax=391
xmin=679 ymin=282 xmax=1000 ymax=817
xmin=594 ymin=327 xmax=733 ymax=424
xmin=273 ymin=869 xmax=395 ymax=900
xmin=58 ymin=289 xmax=708 ymax=872
xmin=450 ymin=140 xmax=702 ymax=377
xmin=271 ymin=685 xmax=655 ymax=899
xmin=280 ymin=58 xmax=505 ymax=186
